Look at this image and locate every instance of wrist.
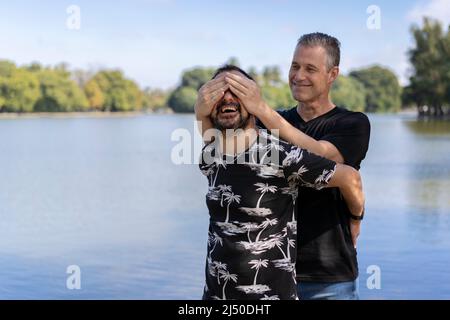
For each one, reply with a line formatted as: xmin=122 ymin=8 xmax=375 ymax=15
xmin=349 ymin=207 xmax=364 ymax=221
xmin=256 ymin=101 xmax=271 ymax=120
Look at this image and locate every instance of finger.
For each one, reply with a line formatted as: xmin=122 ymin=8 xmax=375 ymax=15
xmin=225 ymin=72 xmax=250 ymax=89
xmin=226 ymin=76 xmax=248 ymax=95
xmin=228 ymin=83 xmax=246 ymax=98
xmin=209 ymin=84 xmax=229 ymax=99
xmin=209 ymin=73 xmax=227 ymax=86
xmin=206 ymin=80 xmax=229 ymax=94
xmin=210 ymin=88 xmax=230 ymax=106
xmin=201 ymin=74 xmax=226 ymax=91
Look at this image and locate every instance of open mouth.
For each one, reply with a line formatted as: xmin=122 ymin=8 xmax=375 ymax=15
xmin=220 ymin=105 xmax=238 ymax=113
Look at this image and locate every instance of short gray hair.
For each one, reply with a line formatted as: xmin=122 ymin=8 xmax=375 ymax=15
xmin=297 ymin=32 xmax=341 ymax=70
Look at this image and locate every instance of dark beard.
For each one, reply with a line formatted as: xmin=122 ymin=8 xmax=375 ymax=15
xmin=211 ymin=101 xmax=250 ymax=131
xmin=212 ymin=113 xmax=250 ymax=131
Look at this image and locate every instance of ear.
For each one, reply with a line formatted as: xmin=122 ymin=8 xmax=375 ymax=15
xmin=328 ymin=66 xmax=339 ymax=84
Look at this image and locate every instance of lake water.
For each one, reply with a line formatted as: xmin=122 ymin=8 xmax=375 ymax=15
xmin=0 ymin=113 xmax=449 ymax=299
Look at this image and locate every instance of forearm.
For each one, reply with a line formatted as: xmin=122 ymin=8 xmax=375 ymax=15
xmin=194 ymin=104 xmax=214 ymax=141
xmin=257 ymin=104 xmax=327 ymax=156
xmin=338 ymin=168 xmax=365 ymax=217
xmin=327 ymin=164 xmax=364 ymax=217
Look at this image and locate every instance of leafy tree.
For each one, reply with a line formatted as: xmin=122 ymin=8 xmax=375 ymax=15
xmin=91 ymin=70 xmax=142 ymax=111
xmin=168 ymin=86 xmax=197 ymax=113
xmin=408 ymin=17 xmax=450 ymax=117
xmin=25 ymin=62 xmax=43 ymax=73
xmin=261 ymin=83 xmax=296 ymax=110
xmin=33 ymin=68 xmax=88 ymax=112
xmin=142 ymin=88 xmax=168 ymax=111
xmin=0 ymin=60 xmax=17 ymax=77
xmin=247 ymin=66 xmax=259 ymax=81
xmin=0 ymin=67 xmax=40 ymax=112
xmin=350 ymin=65 xmax=402 ymax=113
xmin=84 ymin=79 xmax=105 ymax=110
xmin=180 ymin=67 xmax=215 ymax=90
xmin=262 ymin=66 xmax=282 ymax=86
xmin=331 ymin=75 xmax=366 ymax=112
xmin=226 ymin=57 xmax=240 ymax=67
xmin=72 ymin=69 xmax=94 ymax=88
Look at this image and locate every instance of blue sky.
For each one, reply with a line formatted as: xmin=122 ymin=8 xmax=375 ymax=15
xmin=0 ymin=0 xmax=449 ymax=89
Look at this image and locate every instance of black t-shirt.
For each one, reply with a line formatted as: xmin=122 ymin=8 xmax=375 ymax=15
xmin=199 ymin=130 xmax=337 ymax=299
xmin=257 ymin=106 xmax=371 ymax=282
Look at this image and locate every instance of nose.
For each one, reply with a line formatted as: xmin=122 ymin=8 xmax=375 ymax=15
xmin=292 ymin=68 xmax=307 ymax=82
xmin=222 ymin=90 xmax=236 ymax=102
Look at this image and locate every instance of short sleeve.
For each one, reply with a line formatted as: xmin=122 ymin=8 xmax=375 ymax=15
xmin=321 ymin=112 xmax=370 ymax=169
xmin=282 ymin=144 xmax=337 ymax=190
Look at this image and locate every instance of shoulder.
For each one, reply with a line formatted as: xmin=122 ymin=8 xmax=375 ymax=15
xmin=334 ymin=107 xmax=371 ymax=130
xmin=277 ymin=106 xmax=298 ymax=119
xmin=258 ymin=128 xmax=292 ymax=148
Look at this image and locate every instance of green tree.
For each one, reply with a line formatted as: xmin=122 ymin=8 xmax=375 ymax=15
xmin=331 ymin=75 xmax=366 ymax=112
xmin=0 ymin=60 xmax=16 ymax=77
xmin=142 ymin=88 xmax=168 ymax=111
xmin=25 ymin=62 xmax=43 ymax=73
xmin=261 ymin=83 xmax=296 ymax=110
xmin=33 ymin=68 xmax=88 ymax=112
xmin=247 ymin=66 xmax=259 ymax=81
xmin=168 ymin=66 xmax=215 ymax=113
xmin=168 ymin=86 xmax=197 ymax=113
xmin=91 ymin=70 xmax=142 ymax=111
xmin=350 ymin=65 xmax=402 ymax=113
xmin=226 ymin=57 xmax=240 ymax=67
xmin=408 ymin=17 xmax=450 ymax=117
xmin=180 ymin=67 xmax=215 ymax=90
xmin=84 ymin=79 xmax=105 ymax=110
xmin=262 ymin=66 xmax=282 ymax=86
xmin=0 ymin=67 xmax=40 ymax=112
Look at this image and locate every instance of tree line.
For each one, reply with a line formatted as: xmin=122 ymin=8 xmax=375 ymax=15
xmin=0 ymin=17 xmax=448 ymax=117
xmin=168 ymin=60 xmax=402 ymax=114
xmin=0 ymin=61 xmax=168 ymax=113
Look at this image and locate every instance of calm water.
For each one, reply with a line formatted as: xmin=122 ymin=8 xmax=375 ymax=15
xmin=0 ymin=113 xmax=449 ymax=299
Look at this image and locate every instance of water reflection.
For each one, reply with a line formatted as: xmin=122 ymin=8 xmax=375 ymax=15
xmin=405 ymin=118 xmax=450 ymax=135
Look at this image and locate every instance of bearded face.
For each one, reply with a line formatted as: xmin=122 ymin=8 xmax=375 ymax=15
xmin=210 ymin=89 xmax=250 ymax=131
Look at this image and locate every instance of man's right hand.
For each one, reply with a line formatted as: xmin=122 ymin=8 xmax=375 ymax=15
xmin=195 ymin=74 xmax=229 ymax=119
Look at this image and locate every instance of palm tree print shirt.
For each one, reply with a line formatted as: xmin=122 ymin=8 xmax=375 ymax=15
xmin=199 ymin=130 xmax=336 ymax=300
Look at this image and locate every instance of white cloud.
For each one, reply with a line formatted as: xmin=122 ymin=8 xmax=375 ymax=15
xmin=408 ymin=0 xmax=450 ymax=26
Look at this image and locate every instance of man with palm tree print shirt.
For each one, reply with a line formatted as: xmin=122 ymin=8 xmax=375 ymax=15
xmin=198 ymin=65 xmax=364 ymax=300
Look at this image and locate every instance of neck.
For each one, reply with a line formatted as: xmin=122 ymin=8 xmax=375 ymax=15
xmin=297 ymin=93 xmax=335 ymax=122
xmin=219 ymin=124 xmax=258 ymax=155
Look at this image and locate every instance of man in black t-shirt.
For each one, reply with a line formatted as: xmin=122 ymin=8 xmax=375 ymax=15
xmin=195 ymin=33 xmax=371 ymax=300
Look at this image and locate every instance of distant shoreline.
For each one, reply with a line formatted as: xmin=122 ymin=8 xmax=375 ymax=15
xmin=0 ymin=109 xmax=174 ymax=120
xmin=0 ymin=107 xmax=429 ymax=120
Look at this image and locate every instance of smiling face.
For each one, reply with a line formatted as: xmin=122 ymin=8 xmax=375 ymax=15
xmin=210 ymin=71 xmax=251 ymax=131
xmin=288 ymin=45 xmax=338 ymax=103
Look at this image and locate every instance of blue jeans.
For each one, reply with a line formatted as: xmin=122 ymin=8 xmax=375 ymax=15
xmin=297 ymin=278 xmax=359 ymax=300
